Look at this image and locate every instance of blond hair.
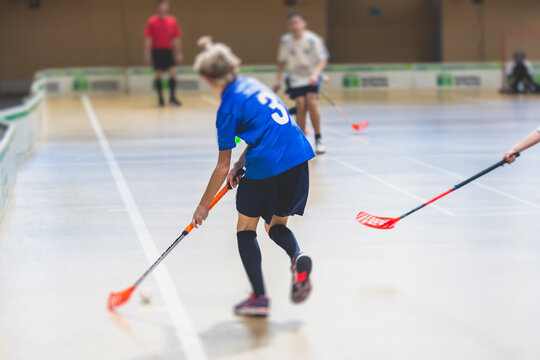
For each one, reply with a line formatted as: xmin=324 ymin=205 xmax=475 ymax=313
xmin=193 ymin=36 xmax=241 ymax=85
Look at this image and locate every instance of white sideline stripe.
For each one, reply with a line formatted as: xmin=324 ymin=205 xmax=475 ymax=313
xmin=323 ymin=125 xmax=353 ymax=138
xmin=451 ymin=93 xmax=519 ymax=107
xmin=405 ymin=156 xmax=540 ymax=209
xmin=329 ymin=156 xmax=456 ymax=216
xmin=202 ymin=95 xmax=220 ymax=106
xmin=81 ymin=95 xmax=207 ymax=360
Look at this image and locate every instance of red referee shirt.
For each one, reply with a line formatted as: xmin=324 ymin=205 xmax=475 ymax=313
xmin=144 ymin=15 xmax=182 ymax=49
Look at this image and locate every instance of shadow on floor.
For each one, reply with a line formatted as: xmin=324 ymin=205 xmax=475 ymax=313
xmin=200 ymin=317 xmax=305 ymax=358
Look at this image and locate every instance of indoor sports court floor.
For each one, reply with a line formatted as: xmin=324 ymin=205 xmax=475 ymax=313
xmin=1 ymin=89 xmax=540 ymax=359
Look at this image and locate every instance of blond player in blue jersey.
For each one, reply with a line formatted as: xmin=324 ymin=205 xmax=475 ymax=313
xmin=191 ymin=37 xmax=315 ymax=317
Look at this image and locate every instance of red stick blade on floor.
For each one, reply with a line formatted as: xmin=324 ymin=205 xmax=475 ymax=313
xmin=356 ymin=211 xmax=398 ymax=230
xmin=108 ymin=285 xmax=136 ymax=311
xmin=352 ymin=121 xmax=370 ymax=131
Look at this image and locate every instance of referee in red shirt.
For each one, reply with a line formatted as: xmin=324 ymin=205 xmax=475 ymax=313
xmin=144 ymin=0 xmax=183 ymax=107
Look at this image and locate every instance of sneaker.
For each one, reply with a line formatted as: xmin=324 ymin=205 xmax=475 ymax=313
xmin=234 ymin=294 xmax=269 ymax=317
xmin=315 ymin=138 xmax=326 ymax=155
xmin=291 ymin=252 xmax=312 ymax=303
xmin=169 ymin=97 xmax=182 ymax=106
xmin=288 ymin=106 xmax=297 ymax=116
xmin=158 ymin=97 xmax=165 ymax=107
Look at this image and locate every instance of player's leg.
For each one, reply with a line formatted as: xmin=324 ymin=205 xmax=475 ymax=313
xmin=268 ymin=162 xmax=312 ymax=303
xmin=237 ymin=214 xmax=265 ymax=298
xmin=266 ymin=215 xmax=312 ymax=304
xmin=284 ymin=75 xmax=297 ymax=116
xmin=234 ymin=214 xmax=269 ymax=317
xmin=264 ymin=216 xmax=297 ymax=259
xmin=306 ymin=92 xmax=325 ymax=154
xmin=295 ymin=96 xmax=308 ymax=134
xmin=234 ymin=176 xmax=271 ymax=317
xmin=168 ymin=66 xmax=181 ymax=106
xmin=154 ymin=69 xmax=165 ymax=107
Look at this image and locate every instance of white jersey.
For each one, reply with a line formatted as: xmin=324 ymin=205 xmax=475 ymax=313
xmin=277 ymin=30 xmax=329 ymax=88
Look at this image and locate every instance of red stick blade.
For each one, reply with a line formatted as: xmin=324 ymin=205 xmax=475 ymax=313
xmin=352 ymin=121 xmax=370 ymax=131
xmin=356 ymin=211 xmax=398 ymax=230
xmin=108 ymin=285 xmax=136 ymax=311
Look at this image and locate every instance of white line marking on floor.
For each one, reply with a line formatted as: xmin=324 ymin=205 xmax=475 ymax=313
xmin=456 ymin=211 xmax=540 ymax=217
xmin=323 ymin=125 xmax=354 ymax=138
xmin=405 ymin=156 xmax=540 ymax=209
xmin=329 ymin=156 xmax=456 ymax=216
xmin=451 ymin=92 xmax=540 ymax=110
xmin=82 ymin=95 xmax=207 ymax=360
xmin=202 ymin=95 xmax=220 ymax=106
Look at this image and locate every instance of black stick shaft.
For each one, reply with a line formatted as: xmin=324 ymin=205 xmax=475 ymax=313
xmin=452 ymin=159 xmax=508 ymax=190
xmin=398 ymin=153 xmax=519 ymax=220
xmin=129 ymin=170 xmax=244 ymax=289
xmin=133 ymin=230 xmax=188 ymax=287
xmin=320 ymin=91 xmax=335 ymax=106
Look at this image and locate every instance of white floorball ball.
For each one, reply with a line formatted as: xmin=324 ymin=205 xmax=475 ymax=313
xmin=139 ymin=287 xmax=152 ymax=304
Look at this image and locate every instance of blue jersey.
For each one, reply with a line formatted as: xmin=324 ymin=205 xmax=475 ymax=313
xmin=216 ymin=77 xmax=315 ymax=180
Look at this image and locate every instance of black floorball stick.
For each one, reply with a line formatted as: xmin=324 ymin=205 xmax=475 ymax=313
xmin=108 ymin=170 xmax=244 ymax=310
xmin=356 ymin=153 xmax=520 ymax=229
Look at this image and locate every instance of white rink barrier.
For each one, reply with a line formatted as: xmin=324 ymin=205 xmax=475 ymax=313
xmin=38 ymin=68 xmax=127 ymax=97
xmin=35 ymin=62 xmax=521 ymax=96
xmin=0 ymin=79 xmax=45 ymax=155
xmin=0 ymin=123 xmax=18 ymax=221
xmin=0 ymin=78 xmax=46 ymax=221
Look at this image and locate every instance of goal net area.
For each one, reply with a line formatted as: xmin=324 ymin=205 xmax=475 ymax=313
xmin=501 ymin=29 xmax=540 ymax=91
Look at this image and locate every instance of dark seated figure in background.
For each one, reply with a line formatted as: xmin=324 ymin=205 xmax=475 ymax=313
xmin=504 ymin=50 xmax=540 ymax=94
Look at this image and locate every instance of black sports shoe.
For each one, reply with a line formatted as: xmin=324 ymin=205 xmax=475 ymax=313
xmin=169 ymin=98 xmax=182 ymax=106
xmin=158 ymin=97 xmax=165 ymax=107
xmin=290 ymin=252 xmax=312 ymax=303
xmin=288 ymin=106 xmax=297 ymax=116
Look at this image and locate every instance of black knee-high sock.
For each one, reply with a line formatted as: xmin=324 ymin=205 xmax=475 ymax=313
xmin=169 ymin=77 xmax=176 ymax=100
xmin=268 ymin=224 xmax=300 ymax=260
xmin=237 ymin=231 xmax=265 ymax=297
xmin=155 ymin=78 xmax=163 ymax=101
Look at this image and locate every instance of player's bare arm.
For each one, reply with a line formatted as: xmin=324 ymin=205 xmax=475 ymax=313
xmin=192 ymin=149 xmax=232 ymax=227
xmin=227 ymin=148 xmax=247 ymax=188
xmin=144 ymin=38 xmax=152 ymax=65
xmin=274 ymin=62 xmax=286 ymax=92
xmin=310 ymin=59 xmax=327 ymax=85
xmin=504 ymin=128 xmax=540 ymax=163
xmin=173 ymin=37 xmax=183 ymax=64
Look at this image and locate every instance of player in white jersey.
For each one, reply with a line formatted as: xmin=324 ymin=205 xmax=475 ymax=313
xmin=273 ymin=11 xmax=329 ymax=155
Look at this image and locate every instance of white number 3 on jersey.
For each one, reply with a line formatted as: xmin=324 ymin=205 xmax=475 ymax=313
xmin=256 ymin=92 xmax=290 ymax=125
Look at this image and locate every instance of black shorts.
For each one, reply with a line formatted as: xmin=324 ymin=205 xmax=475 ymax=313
xmin=152 ymin=49 xmax=174 ymax=71
xmin=236 ymin=162 xmax=310 ymax=224
xmin=286 ymin=84 xmax=320 ymax=100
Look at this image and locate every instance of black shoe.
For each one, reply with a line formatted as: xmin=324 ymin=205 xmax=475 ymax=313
xmin=169 ymin=98 xmax=182 ymax=106
xmin=288 ymin=106 xmax=297 ymax=116
xmin=158 ymin=97 xmax=165 ymax=107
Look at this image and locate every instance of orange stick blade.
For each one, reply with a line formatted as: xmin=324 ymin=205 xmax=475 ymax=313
xmin=352 ymin=121 xmax=370 ymax=131
xmin=108 ymin=285 xmax=136 ymax=311
xmin=356 ymin=211 xmax=398 ymax=230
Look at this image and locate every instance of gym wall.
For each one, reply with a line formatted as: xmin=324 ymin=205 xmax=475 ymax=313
xmin=327 ymin=0 xmax=436 ymax=63
xmin=442 ymin=0 xmax=540 ymax=62
xmin=4 ymin=0 xmax=540 ymax=82
xmin=0 ymin=0 xmax=326 ymax=81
